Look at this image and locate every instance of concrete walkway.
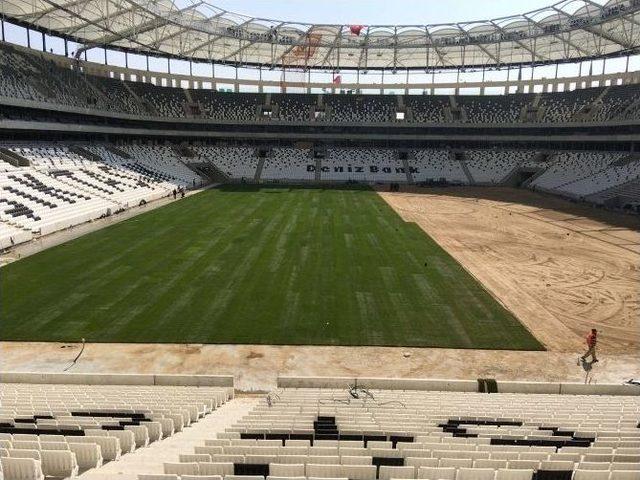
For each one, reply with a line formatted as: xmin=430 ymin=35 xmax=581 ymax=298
xmin=78 ymin=396 xmax=259 ymax=479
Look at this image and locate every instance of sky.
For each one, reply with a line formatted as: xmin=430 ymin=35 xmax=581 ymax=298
xmin=208 ymin=0 xmax=572 ymax=25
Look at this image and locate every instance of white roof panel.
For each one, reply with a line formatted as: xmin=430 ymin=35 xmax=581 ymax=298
xmin=1 ymin=0 xmax=639 ymax=69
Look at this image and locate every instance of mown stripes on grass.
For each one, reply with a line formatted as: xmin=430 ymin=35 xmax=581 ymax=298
xmin=1 ymin=185 xmax=544 ymax=350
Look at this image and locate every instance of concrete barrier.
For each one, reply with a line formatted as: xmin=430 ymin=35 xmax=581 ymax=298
xmin=0 ymin=372 xmax=153 ymax=385
xmin=277 ymin=376 xmax=639 ymax=396
xmin=278 ymin=376 xmax=476 ymax=392
xmin=497 ymin=381 xmax=562 ymax=394
xmin=559 ymin=383 xmax=639 ymax=396
xmin=0 ymin=372 xmax=234 ymax=388
xmin=154 ymin=374 xmax=234 ymax=387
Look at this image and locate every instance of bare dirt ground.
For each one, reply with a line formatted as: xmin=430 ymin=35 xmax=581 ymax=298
xmin=379 ymin=187 xmax=640 ymax=354
xmin=1 ymin=187 xmax=638 ymax=391
xmin=1 ymin=342 xmax=638 ymax=391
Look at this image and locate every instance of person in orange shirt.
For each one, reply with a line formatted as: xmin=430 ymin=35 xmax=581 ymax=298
xmin=580 ymin=328 xmax=598 ymax=364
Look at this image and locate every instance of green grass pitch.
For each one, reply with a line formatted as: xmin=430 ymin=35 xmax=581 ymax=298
xmin=1 ymin=185 xmax=543 ymax=350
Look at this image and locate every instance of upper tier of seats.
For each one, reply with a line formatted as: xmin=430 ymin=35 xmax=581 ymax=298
xmin=136 ymin=387 xmax=640 ymax=480
xmin=2 ymin=42 xmax=640 ymax=124
xmin=0 ymin=382 xmax=231 ymax=480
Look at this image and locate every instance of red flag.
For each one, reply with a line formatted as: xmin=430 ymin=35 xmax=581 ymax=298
xmin=349 ymin=25 xmax=364 ymax=36
xmin=333 ymin=74 xmax=342 ymax=85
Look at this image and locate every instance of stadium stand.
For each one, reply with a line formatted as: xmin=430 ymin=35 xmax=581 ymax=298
xmin=271 ymin=94 xmax=315 ymax=122
xmin=191 ymin=91 xmax=259 ymax=122
xmin=537 ymin=89 xmax=603 ymax=123
xmin=128 ymin=83 xmax=188 ymax=118
xmin=412 ymin=150 xmax=468 ymax=184
xmin=465 ymin=151 xmax=537 ymax=184
xmin=86 ymin=76 xmax=150 ymax=116
xmin=529 ymin=152 xmax=626 ymax=196
xmin=195 ymin=146 xmax=259 ymax=180
xmin=134 ymin=387 xmax=640 ymax=480
xmin=588 ymin=178 xmax=640 ymax=209
xmin=599 ymin=84 xmax=640 ymax=121
xmin=0 ymin=382 xmax=231 ymax=479
xmin=0 ymin=142 xmax=204 ymax=249
xmin=404 ymin=96 xmax=449 ymax=123
xmin=5 ymin=40 xmax=640 ymax=126
xmin=40 ymin=62 xmax=110 ymax=111
xmin=458 ymin=95 xmax=529 ymax=124
xmin=322 ymin=149 xmax=407 ymax=182
xmin=2 ymin=138 xmax=639 ymax=253
xmin=553 ymin=158 xmax=640 ymax=200
xmin=325 ymin=95 xmax=396 ymax=123
xmin=117 ymin=144 xmax=203 ymax=187
xmin=261 ymin=148 xmax=315 ymax=182
xmin=0 ymin=43 xmax=49 ymax=102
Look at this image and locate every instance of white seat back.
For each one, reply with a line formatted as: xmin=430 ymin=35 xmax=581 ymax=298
xmin=40 ymin=450 xmax=78 ymax=478
xmin=0 ymin=456 xmax=45 ymax=480
xmin=198 ymin=462 xmax=234 ymax=476
xmin=269 ymin=463 xmax=305 ymax=477
xmin=610 ymin=472 xmax=640 ymax=480
xmin=68 ymin=442 xmax=103 ymax=470
xmin=457 ymin=467 xmax=497 ymax=480
xmin=418 ymin=466 xmax=456 ymax=480
xmin=138 ymin=475 xmax=179 ymax=480
xmin=379 ymin=465 xmax=415 ymax=480
xmin=496 ymin=469 xmax=534 ymax=480
xmin=163 ymin=462 xmax=199 ymax=475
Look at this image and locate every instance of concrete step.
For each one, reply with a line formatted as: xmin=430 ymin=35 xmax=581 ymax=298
xmin=78 ymin=397 xmax=259 ymax=479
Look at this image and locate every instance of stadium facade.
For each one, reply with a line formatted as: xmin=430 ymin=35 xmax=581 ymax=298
xmin=0 ymin=0 xmax=638 ymax=246
xmin=0 ymin=3 xmax=639 ymax=480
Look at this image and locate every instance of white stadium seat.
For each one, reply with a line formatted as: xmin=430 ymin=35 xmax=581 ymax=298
xmin=0 ymin=457 xmax=45 ymax=480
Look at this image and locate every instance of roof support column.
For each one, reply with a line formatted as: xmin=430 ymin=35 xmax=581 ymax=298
xmin=530 ymin=65 xmax=535 ymax=94
xmin=1 ymin=16 xmax=4 ymax=42
xmin=42 ymin=31 xmax=46 ymax=53
xmin=578 ymin=61 xmax=582 ymax=83
xmin=259 ymin=66 xmax=263 ymax=93
xmin=234 ymin=65 xmax=238 ymax=93
xmin=481 ymin=67 xmax=485 ymax=95
xmin=381 ymin=69 xmax=384 ymax=95
xmin=405 ymin=69 xmax=409 ymax=95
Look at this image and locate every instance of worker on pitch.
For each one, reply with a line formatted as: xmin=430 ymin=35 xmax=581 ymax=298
xmin=579 ymin=328 xmax=598 ymax=365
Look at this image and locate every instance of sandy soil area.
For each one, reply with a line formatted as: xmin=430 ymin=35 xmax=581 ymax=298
xmin=2 ymin=187 xmax=638 ymax=391
xmin=379 ymin=187 xmax=640 ymax=353
xmin=1 ymin=341 xmax=638 ymax=391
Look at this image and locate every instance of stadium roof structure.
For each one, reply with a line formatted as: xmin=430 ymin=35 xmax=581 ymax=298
xmin=3 ymin=0 xmax=640 ymax=71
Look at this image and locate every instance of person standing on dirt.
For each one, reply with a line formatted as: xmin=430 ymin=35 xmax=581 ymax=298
xmin=580 ymin=328 xmax=598 ymax=364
